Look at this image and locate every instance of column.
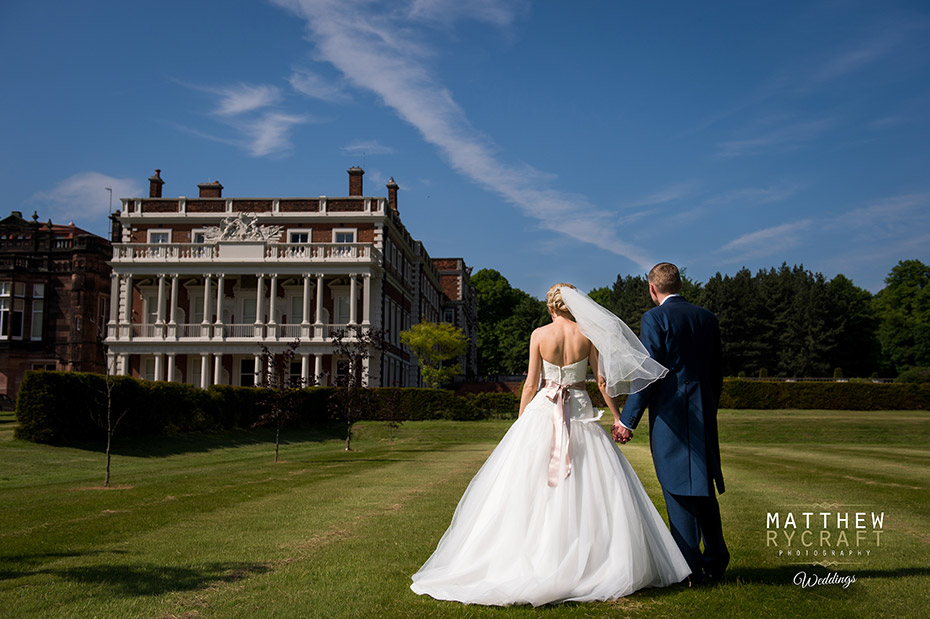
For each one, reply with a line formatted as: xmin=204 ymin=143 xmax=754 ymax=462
xmin=268 ymin=274 xmax=278 ymax=339
xmin=301 ymin=353 xmax=310 ymax=385
xmin=156 ymin=274 xmax=167 ymax=326
xmin=202 ymin=275 xmax=212 ymax=325
xmin=302 ymin=274 xmax=312 ymax=325
xmin=314 ymin=274 xmax=324 ymax=325
xmin=254 ymin=353 xmax=263 ymax=386
xmin=215 ymin=274 xmax=225 ymax=325
xmin=213 ymin=354 xmax=223 ymax=386
xmin=154 ymin=353 xmax=164 ymax=381
xmin=166 ymin=353 xmax=176 ymax=382
xmin=314 ymin=353 xmax=323 ymax=386
xmin=255 ymin=274 xmax=265 ymax=325
xmin=200 ymin=353 xmax=210 ymax=388
xmin=123 ymin=274 xmax=134 ymax=340
xmin=122 ymin=274 xmax=133 ymax=322
xmin=362 ymin=273 xmax=371 ymax=326
xmin=108 ymin=273 xmax=120 ymax=326
xmin=120 ymin=353 xmax=130 ymax=376
xmin=169 ymin=274 xmax=179 ymax=325
xmin=349 ymin=274 xmax=358 ymax=325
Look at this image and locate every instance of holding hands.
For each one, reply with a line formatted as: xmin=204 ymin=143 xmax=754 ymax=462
xmin=612 ymin=420 xmax=632 ymax=444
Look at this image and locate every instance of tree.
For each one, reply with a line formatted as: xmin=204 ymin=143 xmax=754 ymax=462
xmin=330 ymin=326 xmax=386 ymax=451
xmin=252 ymin=339 xmax=305 ymax=462
xmin=400 ymin=322 xmax=468 ymax=388
xmin=471 ymin=269 xmax=548 ymax=375
xmin=90 ymin=354 xmax=129 ymax=487
xmin=825 ymin=274 xmax=880 ymax=377
xmin=874 ymin=259 xmax=930 ymax=374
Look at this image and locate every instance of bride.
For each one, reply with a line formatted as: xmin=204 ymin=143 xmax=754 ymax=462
xmin=410 ymin=284 xmax=691 ymax=606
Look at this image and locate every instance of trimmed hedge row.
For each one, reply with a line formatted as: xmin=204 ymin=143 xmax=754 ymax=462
xmin=13 ymin=371 xmax=521 ymax=444
xmin=719 ymin=379 xmax=930 ymax=410
xmin=13 ymin=371 xmax=928 ymax=445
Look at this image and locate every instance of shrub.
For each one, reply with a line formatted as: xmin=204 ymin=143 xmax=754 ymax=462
xmin=896 ymin=367 xmax=930 ymax=383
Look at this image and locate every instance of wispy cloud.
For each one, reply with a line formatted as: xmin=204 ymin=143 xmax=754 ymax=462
xmin=716 ymin=118 xmax=836 ymax=158
xmin=271 ymin=0 xmax=654 ymax=268
xmin=214 ymin=83 xmax=281 ymax=115
xmin=176 ymin=79 xmax=309 ymax=157
xmin=703 ymin=183 xmax=802 ymax=206
xmin=32 ymin=172 xmax=142 ymax=230
xmin=341 ymin=139 xmax=397 ymax=156
xmin=717 ymin=219 xmax=814 ymax=263
xmin=404 ymin=0 xmax=527 ymax=27
xmin=289 ymin=67 xmax=350 ymax=103
xmin=626 ymin=182 xmax=697 ymax=209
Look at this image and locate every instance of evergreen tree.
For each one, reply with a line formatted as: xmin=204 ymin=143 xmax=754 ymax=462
xmin=826 ymin=274 xmax=880 ymax=377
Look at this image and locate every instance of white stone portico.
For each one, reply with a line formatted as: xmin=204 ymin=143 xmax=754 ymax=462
xmin=104 ymin=168 xmax=463 ymax=388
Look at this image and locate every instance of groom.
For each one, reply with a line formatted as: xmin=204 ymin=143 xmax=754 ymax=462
xmin=612 ymin=262 xmax=729 ymax=585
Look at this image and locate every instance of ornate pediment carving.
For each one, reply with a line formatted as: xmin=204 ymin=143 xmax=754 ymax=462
xmin=204 ymin=213 xmax=282 ymax=242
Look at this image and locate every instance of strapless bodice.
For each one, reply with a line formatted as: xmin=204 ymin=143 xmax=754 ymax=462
xmin=542 ymin=358 xmax=588 ymax=384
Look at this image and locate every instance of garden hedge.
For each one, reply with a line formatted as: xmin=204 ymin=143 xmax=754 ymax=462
xmin=13 ymin=371 xmax=928 ymax=445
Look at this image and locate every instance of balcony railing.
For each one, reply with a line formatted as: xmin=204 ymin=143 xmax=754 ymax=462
xmin=109 ymin=322 xmax=368 ymax=342
xmin=112 ymin=242 xmax=381 ymax=264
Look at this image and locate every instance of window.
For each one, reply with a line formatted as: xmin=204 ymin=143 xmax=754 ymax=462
xmin=242 ymin=298 xmax=257 ymax=324
xmin=444 ymin=309 xmax=454 ymax=324
xmin=32 ymin=362 xmax=56 ymax=371
xmin=31 ymin=299 xmax=44 ymax=340
xmin=290 ymin=295 xmax=304 ymax=324
xmin=0 ymin=282 xmax=9 ymax=339
xmin=240 ymin=358 xmax=255 ymax=387
xmin=148 ymin=230 xmax=171 ymax=243
xmin=333 ymin=229 xmax=355 ymax=243
xmin=289 ymin=230 xmax=310 ymax=243
xmin=192 ymin=230 xmax=206 ymax=243
xmin=142 ymin=357 xmax=156 ymax=381
xmin=289 ymin=361 xmax=302 ymax=386
xmin=335 ymin=294 xmax=350 ymax=325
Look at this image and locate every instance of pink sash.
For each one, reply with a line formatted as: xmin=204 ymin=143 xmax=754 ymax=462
xmin=542 ymin=379 xmax=586 ymax=487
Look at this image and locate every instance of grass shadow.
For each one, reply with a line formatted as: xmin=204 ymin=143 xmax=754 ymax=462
xmin=63 ymin=422 xmax=347 ymax=459
xmin=39 ymin=560 xmax=271 ymax=597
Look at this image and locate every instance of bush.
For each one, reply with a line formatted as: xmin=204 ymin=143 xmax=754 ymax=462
xmin=896 ymin=367 xmax=930 ymax=383
xmin=719 ymin=379 xmax=930 ymax=410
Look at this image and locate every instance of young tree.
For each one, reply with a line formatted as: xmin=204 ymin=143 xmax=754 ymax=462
xmin=90 ymin=354 xmax=129 ymax=487
xmin=89 ymin=318 xmax=128 ymax=488
xmin=330 ymin=326 xmax=386 ymax=451
xmin=400 ymin=322 xmax=468 ymax=388
xmin=253 ymin=339 xmax=304 ymax=462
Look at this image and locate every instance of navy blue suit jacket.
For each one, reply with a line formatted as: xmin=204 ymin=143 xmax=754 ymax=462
xmin=620 ymin=296 xmax=724 ymax=497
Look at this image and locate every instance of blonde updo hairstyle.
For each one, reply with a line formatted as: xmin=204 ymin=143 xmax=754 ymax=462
xmin=546 ymin=283 xmax=576 ymax=319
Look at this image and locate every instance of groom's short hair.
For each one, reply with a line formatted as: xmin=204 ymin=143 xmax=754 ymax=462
xmin=649 ymin=263 xmax=683 ymax=294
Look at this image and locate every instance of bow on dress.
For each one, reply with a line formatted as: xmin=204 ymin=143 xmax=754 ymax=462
xmin=543 ymin=379 xmax=585 ymax=487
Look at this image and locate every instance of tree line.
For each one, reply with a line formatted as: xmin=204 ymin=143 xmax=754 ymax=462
xmin=472 ymin=260 xmax=930 ymax=379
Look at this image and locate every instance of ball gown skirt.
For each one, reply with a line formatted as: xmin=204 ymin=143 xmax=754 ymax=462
xmin=410 ymin=359 xmax=691 ymax=606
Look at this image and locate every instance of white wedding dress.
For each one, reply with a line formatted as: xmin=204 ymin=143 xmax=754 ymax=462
xmin=410 ymin=358 xmax=691 ymax=606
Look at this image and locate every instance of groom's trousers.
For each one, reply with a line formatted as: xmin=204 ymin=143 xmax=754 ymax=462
xmin=662 ymin=487 xmax=729 ymax=580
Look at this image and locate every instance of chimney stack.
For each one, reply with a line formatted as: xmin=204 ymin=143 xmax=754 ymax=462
xmin=198 ymin=180 xmax=224 ymax=198
xmin=348 ymin=166 xmax=364 ymax=196
xmin=386 ymin=177 xmax=399 ymax=212
xmin=149 ymin=169 xmax=164 ymax=198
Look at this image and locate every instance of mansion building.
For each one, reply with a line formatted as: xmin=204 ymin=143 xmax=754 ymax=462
xmin=105 ymin=168 xmax=477 ymax=389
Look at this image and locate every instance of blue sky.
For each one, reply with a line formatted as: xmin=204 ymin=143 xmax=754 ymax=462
xmin=2 ymin=0 xmax=928 ymax=297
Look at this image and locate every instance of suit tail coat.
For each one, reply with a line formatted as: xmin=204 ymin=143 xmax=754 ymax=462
xmin=620 ymin=296 xmax=724 ymax=497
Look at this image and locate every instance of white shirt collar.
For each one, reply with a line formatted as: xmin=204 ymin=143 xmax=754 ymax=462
xmin=660 ymin=293 xmax=680 ymax=306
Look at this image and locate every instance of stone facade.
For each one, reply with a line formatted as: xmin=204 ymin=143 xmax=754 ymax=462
xmin=104 ymin=168 xmax=476 ymax=388
xmin=0 ymin=211 xmax=112 ymax=397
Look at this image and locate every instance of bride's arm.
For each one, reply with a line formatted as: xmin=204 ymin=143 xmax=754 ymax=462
xmin=590 ymin=345 xmax=622 ymax=424
xmin=518 ymin=330 xmax=543 ymax=417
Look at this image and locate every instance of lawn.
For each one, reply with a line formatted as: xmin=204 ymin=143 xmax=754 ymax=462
xmin=1 ymin=408 xmax=928 ymax=618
